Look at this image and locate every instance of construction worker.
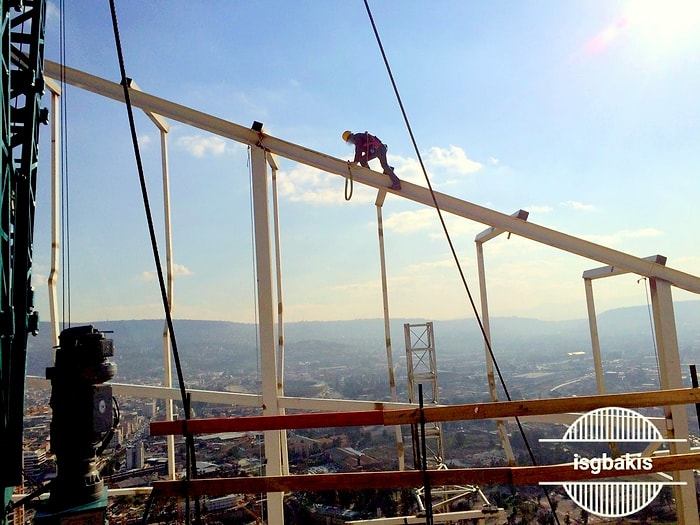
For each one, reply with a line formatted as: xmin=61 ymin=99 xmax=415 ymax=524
xmin=343 ymin=130 xmax=401 ymax=190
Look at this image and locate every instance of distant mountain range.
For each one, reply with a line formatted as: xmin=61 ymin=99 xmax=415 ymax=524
xmin=26 ymin=301 xmax=700 ymax=380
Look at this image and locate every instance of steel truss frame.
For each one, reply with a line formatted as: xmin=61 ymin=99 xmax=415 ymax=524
xmin=35 ymin=61 xmax=700 ymax=525
xmin=1 ymin=0 xmax=45 ymax=500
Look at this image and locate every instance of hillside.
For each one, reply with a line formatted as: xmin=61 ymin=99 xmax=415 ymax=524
xmin=26 ymin=301 xmax=700 ymax=380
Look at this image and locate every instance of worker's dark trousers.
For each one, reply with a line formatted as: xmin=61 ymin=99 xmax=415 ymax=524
xmin=368 ymin=145 xmax=400 ymax=185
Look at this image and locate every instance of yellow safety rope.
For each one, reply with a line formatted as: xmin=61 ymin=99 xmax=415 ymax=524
xmin=345 ymin=161 xmax=354 ymax=201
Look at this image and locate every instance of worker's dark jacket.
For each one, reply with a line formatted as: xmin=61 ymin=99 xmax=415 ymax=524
xmin=353 ymin=132 xmax=385 ymax=163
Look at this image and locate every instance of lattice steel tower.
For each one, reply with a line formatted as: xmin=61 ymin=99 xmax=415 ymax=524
xmin=404 ymin=322 xmax=443 ymax=468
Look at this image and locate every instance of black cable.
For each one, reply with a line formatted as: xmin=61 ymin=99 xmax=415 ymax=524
xmin=418 ymin=385 xmax=433 ymax=525
xmin=362 ymin=2 xmax=560 ymax=523
xmin=59 ymin=0 xmax=71 ymax=328
xmin=107 ymin=2 xmax=200 ymax=523
xmin=140 ymin=490 xmax=156 ymax=525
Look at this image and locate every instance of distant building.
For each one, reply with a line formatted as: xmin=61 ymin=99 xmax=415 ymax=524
xmin=126 ymin=443 xmax=144 ymax=470
xmin=327 ymin=447 xmax=381 ymax=471
xmin=195 ymin=461 xmax=219 ymax=476
xmin=287 ymin=433 xmax=321 ymax=456
xmin=23 ymin=448 xmax=47 ymax=480
xmin=109 ymin=427 xmax=123 ymax=449
xmin=206 ymin=494 xmax=242 ymax=512
xmin=120 ymin=411 xmax=140 ymax=438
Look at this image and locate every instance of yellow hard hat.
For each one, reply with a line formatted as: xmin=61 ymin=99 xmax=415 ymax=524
xmin=342 ymin=130 xmax=353 ymax=142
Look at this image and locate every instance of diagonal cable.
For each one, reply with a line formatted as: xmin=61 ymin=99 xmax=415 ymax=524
xmin=107 ymin=1 xmax=200 ymax=522
xmin=362 ymin=3 xmax=561 ymax=522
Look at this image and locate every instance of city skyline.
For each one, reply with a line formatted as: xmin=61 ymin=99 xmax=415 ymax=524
xmin=31 ymin=1 xmax=700 ymax=324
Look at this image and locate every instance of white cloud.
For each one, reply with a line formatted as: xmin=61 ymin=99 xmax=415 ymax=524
xmin=276 ymin=145 xmax=482 ymax=205
xmin=277 ymin=164 xmax=376 ymax=204
xmin=173 ymin=263 xmax=193 ymax=276
xmin=142 ymin=263 xmax=193 ymax=281
xmin=386 ymin=146 xmax=482 ymax=187
xmin=138 ymin=134 xmax=152 ymax=148
xmin=176 ymin=134 xmax=228 ymax=157
xmin=425 ymin=145 xmax=482 ymax=175
xmin=46 ymin=2 xmax=60 ymax=22
xmin=584 ymin=228 xmax=662 ymax=246
xmin=405 ymin=258 xmax=460 ymax=273
xmin=383 ymin=208 xmax=485 ymax=240
xmin=383 ymin=209 xmax=437 ymax=233
xmin=625 ymin=228 xmax=662 ymax=238
xmin=527 ymin=205 xmax=553 ymax=213
xmin=561 ymin=200 xmax=597 ymax=211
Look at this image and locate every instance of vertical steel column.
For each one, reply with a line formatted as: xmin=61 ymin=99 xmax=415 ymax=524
xmin=583 ymin=278 xmax=606 ymax=394
xmin=123 ymin=79 xmax=179 ymax=481
xmin=159 ymin=128 xmax=176 ymax=481
xmin=250 ymin=145 xmax=284 ymax=524
xmin=582 ymin=256 xmax=668 ymax=397
xmin=1 ymin=4 xmax=13 ymax=513
xmin=269 ymin=153 xmax=289 ymax=477
xmin=474 ymin=212 xmax=527 ymax=466
xmin=375 ymin=190 xmax=405 ymax=471
xmin=475 ymin=241 xmax=516 ymax=465
xmin=648 ymin=278 xmax=698 ymax=525
xmin=47 ymin=81 xmax=60 ymax=347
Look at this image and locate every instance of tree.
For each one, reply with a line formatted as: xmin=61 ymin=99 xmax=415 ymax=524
xmin=580 ymin=508 xmax=589 ymax=525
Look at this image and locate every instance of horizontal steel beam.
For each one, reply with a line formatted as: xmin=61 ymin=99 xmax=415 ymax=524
xmin=583 ymin=254 xmax=667 ymax=280
xmin=44 ymin=61 xmax=700 ymax=294
xmin=26 ymin=376 xmax=413 ymax=411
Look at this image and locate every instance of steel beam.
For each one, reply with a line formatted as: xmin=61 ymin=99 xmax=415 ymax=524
xmin=43 ymin=61 xmax=700 ymax=295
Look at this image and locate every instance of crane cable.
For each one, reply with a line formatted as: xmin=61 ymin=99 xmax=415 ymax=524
xmin=362 ymin=3 xmax=560 ymax=521
xmin=107 ymin=2 xmax=200 ymax=523
xmin=58 ymin=0 xmax=72 ymax=328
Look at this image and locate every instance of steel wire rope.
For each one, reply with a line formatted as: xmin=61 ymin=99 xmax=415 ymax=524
xmin=362 ymin=2 xmax=560 ymax=521
xmin=58 ymin=0 xmax=71 ymax=328
xmin=107 ymin=2 xmax=200 ymax=523
xmin=638 ymin=277 xmax=662 ymax=388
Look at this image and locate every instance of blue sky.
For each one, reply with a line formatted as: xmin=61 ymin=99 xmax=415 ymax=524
xmin=32 ymin=1 xmax=700 ymax=324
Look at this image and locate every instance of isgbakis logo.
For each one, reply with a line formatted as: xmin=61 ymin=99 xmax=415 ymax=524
xmin=572 ymin=452 xmax=652 ymax=475
xmin=538 ymin=406 xmax=686 ymax=518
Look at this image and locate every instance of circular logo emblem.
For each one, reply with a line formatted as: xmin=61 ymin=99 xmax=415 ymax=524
xmin=540 ymin=407 xmax=686 ymax=518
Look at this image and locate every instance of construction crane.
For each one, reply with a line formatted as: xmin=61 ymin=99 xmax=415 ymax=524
xmin=1 ymin=1 xmax=45 ymax=523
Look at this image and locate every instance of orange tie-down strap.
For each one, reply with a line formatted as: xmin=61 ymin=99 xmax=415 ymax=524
xmin=150 ymin=452 xmax=700 ymax=498
xmin=149 ymin=387 xmax=700 ymax=436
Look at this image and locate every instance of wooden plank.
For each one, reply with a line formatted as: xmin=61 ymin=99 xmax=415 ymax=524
xmin=150 ymin=387 xmax=700 ymax=436
xmin=151 ymin=452 xmax=700 ymax=498
xmin=395 ymin=387 xmax=700 ymax=425
xmin=150 ymin=409 xmax=385 ymax=436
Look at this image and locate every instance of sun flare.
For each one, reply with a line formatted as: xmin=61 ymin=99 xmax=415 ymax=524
xmin=624 ymin=0 xmax=700 ymax=53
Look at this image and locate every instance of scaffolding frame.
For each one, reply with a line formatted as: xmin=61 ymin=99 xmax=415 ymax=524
xmin=33 ymin=61 xmax=700 ymax=525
